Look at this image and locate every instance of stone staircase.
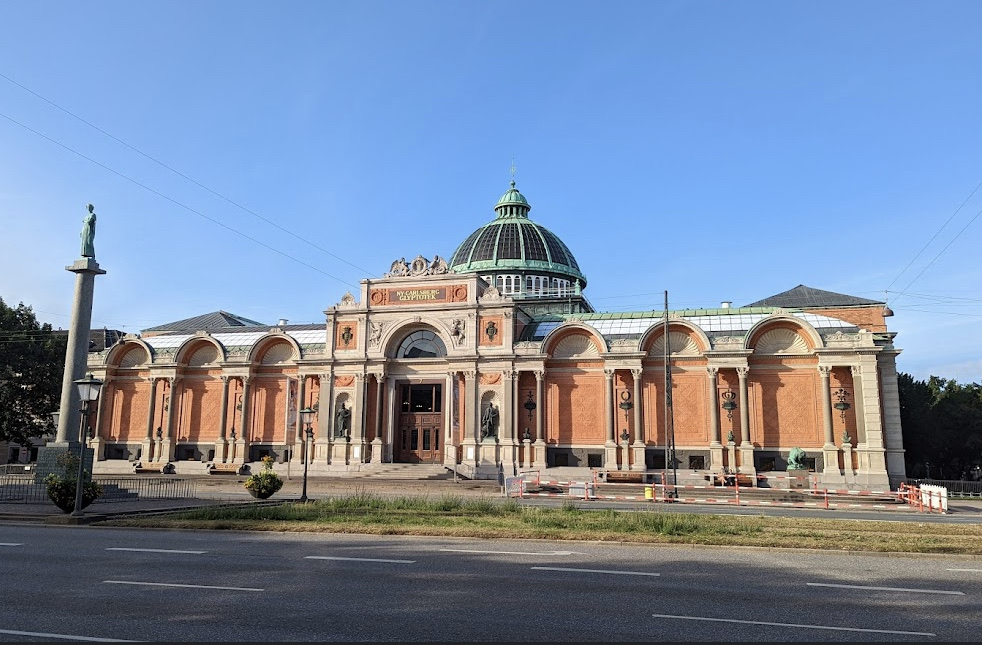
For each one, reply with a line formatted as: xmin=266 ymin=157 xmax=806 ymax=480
xmin=345 ymin=464 xmax=454 ymax=480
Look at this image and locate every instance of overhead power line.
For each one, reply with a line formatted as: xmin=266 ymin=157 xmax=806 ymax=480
xmin=0 ymin=71 xmax=377 ymax=279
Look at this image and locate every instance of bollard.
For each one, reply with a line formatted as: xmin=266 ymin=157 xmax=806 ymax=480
xmin=644 ymin=485 xmax=653 ymax=501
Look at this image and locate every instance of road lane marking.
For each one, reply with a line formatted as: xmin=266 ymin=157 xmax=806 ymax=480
xmin=0 ymin=543 xmax=22 ymax=547
xmin=0 ymin=628 xmax=139 ymax=642
xmin=650 ymin=613 xmax=935 ymax=637
xmin=947 ymin=568 xmax=982 ymax=572
xmin=305 ymin=556 xmax=415 ymax=564
xmin=104 ymin=580 xmax=263 ymax=592
xmin=807 ymin=582 xmax=963 ymax=595
xmin=440 ymin=548 xmax=581 ymax=556
xmin=106 ymin=548 xmax=207 ymax=554
xmin=532 ymin=566 xmax=660 ymax=577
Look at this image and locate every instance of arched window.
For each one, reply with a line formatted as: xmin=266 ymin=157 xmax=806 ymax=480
xmin=396 ymin=330 xmax=447 ymax=358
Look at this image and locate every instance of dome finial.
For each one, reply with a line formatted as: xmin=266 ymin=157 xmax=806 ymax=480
xmin=509 ymin=158 xmax=516 ymax=188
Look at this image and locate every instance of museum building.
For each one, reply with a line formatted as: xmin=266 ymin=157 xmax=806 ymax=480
xmin=85 ymin=182 xmax=906 ymax=488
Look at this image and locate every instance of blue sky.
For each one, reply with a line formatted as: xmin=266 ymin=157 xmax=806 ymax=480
xmin=1 ymin=1 xmax=980 ymax=383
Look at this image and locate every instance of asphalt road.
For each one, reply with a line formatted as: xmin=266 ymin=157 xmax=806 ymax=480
xmin=0 ymin=525 xmax=978 ymax=642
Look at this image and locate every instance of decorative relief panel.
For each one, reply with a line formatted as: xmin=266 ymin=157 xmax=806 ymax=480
xmin=260 ymin=343 xmax=295 ymax=365
xmin=335 ymin=322 xmax=358 ymax=350
xmin=187 ymin=344 xmax=220 ymax=367
xmin=552 ymin=334 xmax=600 ymax=358
xmin=480 ymin=373 xmax=501 ymax=385
xmin=480 ymin=315 xmax=504 ymax=347
xmin=119 ymin=345 xmax=150 ymax=368
xmin=334 ymin=375 xmax=355 ymax=388
xmin=649 ymin=331 xmax=700 ymax=357
xmin=753 ymin=328 xmax=809 ymax=355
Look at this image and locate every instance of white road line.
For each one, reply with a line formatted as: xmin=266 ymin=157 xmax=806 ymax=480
xmin=651 ymin=613 xmax=935 ymax=637
xmin=807 ymin=582 xmax=964 ymax=596
xmin=439 ymin=548 xmax=581 ymax=556
xmin=305 ymin=556 xmax=415 ymax=564
xmin=106 ymin=548 xmax=207 ymax=554
xmin=532 ymin=566 xmax=660 ymax=577
xmin=0 ymin=543 xmax=23 ymax=547
xmin=947 ymin=568 xmax=982 ymax=573
xmin=104 ymin=580 xmax=263 ymax=592
xmin=0 ymin=628 xmax=140 ymax=642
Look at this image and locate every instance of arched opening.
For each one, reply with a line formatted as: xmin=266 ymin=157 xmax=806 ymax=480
xmin=396 ymin=330 xmax=447 ymax=358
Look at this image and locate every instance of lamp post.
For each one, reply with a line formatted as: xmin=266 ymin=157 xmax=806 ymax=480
xmin=298 ymin=407 xmax=315 ymax=503
xmin=72 ymin=373 xmax=103 ymax=517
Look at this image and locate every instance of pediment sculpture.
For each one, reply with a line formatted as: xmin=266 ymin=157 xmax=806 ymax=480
xmin=384 ymin=255 xmax=451 ymax=278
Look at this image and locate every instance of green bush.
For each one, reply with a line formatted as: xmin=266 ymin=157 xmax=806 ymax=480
xmin=45 ymin=451 xmax=103 ymax=513
xmin=244 ymin=456 xmax=284 ymax=499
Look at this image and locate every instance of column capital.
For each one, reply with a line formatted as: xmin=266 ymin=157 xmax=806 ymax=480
xmin=736 ymin=366 xmax=750 ymax=378
xmin=850 ymin=365 xmax=862 ymax=377
xmin=818 ymin=365 xmax=832 ymax=377
xmin=503 ymin=369 xmax=516 ymax=381
xmin=534 ymin=369 xmax=545 ymax=380
xmin=463 ymin=369 xmax=477 ymax=380
xmin=631 ymin=367 xmax=643 ymax=379
xmin=603 ymin=368 xmax=616 ymax=379
xmin=707 ymin=366 xmax=720 ymax=377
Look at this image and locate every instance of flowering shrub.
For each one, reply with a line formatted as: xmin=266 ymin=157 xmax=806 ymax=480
xmin=45 ymin=451 xmax=104 ymax=513
xmin=244 ymin=455 xmax=283 ymax=499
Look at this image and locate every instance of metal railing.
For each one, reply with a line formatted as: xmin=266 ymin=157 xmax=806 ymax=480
xmin=0 ymin=475 xmax=197 ymax=504
xmin=904 ymin=478 xmax=982 ymax=498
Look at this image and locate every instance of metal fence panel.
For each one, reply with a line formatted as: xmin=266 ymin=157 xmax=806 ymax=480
xmin=0 ymin=475 xmax=197 ymax=504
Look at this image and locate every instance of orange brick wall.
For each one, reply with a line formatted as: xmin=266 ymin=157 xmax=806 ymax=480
xmin=178 ymin=375 xmax=223 ymax=443
xmin=546 ymin=372 xmax=604 ymax=444
xmin=251 ymin=375 xmax=289 ymax=443
xmin=105 ymin=377 xmax=149 ymax=442
xmin=750 ymin=370 xmax=823 ymax=448
xmin=806 ymin=307 xmax=886 ymax=332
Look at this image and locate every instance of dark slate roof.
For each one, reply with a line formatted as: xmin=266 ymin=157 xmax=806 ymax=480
xmin=52 ymin=328 xmax=125 ymax=352
xmin=141 ymin=311 xmax=266 ymax=333
xmin=745 ymin=285 xmax=883 ymax=309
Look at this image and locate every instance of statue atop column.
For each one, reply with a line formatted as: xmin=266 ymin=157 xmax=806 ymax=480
xmin=81 ymin=204 xmax=97 ymax=259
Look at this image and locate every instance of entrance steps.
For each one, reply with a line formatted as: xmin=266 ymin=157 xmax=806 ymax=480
xmin=346 ymin=464 xmax=453 ymax=480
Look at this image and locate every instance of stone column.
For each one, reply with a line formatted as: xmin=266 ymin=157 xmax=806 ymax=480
xmin=630 ymin=368 xmax=645 ymax=471
xmin=234 ymin=376 xmax=251 ymax=465
xmin=371 ymin=373 xmax=385 ymax=464
xmin=54 ymin=258 xmax=106 ymax=445
xmin=707 ymin=367 xmax=724 ymax=473
xmin=353 ymin=373 xmax=367 ymax=463
xmin=736 ymin=366 xmax=755 ymax=475
xmin=318 ymin=369 xmax=334 ymax=462
xmin=604 ymin=369 xmax=617 ymax=470
xmin=502 ymin=370 xmax=517 ymax=474
xmin=443 ymin=371 xmax=455 ymax=467
xmin=161 ymin=377 xmax=178 ymax=462
xmin=877 ymin=352 xmax=907 ymax=486
xmin=854 ymin=362 xmax=888 ymax=488
xmin=462 ymin=370 xmax=478 ymax=466
xmin=819 ymin=366 xmax=839 ymax=480
xmin=533 ymin=370 xmax=546 ymax=470
xmin=142 ymin=377 xmax=157 ymax=463
xmin=90 ymin=384 xmax=107 ymax=461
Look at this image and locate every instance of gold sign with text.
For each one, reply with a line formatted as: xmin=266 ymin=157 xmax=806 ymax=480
xmin=370 ymin=285 xmax=468 ymax=307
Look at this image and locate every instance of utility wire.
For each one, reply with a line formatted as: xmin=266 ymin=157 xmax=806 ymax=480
xmin=0 ymin=110 xmax=360 ymax=290
xmin=0 ymin=72 xmax=377 ymax=278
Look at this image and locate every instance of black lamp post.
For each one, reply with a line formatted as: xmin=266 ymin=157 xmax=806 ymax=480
xmin=72 ymin=373 xmax=103 ymax=517
xmin=298 ymin=407 xmax=315 ymax=503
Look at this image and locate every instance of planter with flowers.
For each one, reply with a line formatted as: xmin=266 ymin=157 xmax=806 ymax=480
xmin=243 ymin=455 xmax=283 ymax=499
xmin=45 ymin=451 xmax=104 ymax=513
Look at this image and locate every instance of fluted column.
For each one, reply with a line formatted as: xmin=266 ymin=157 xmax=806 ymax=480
xmin=371 ymin=373 xmax=385 ymax=464
xmin=533 ymin=370 xmax=546 ymax=470
xmin=736 ymin=366 xmax=755 ymax=475
xmin=604 ymin=369 xmax=617 ymax=469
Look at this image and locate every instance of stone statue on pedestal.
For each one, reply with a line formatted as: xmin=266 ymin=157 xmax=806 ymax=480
xmin=81 ymin=204 xmax=97 ymax=259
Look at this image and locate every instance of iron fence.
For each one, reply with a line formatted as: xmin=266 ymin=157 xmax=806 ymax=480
xmin=0 ymin=475 xmax=197 ymax=504
xmin=904 ymin=478 xmax=982 ymax=498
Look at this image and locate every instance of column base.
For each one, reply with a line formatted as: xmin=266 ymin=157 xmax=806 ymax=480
xmin=630 ymin=442 xmax=646 ymax=471
xmin=709 ymin=441 xmax=724 ymax=472
xmin=532 ymin=439 xmax=547 ymax=470
xmin=371 ymin=437 xmax=383 ymax=464
xmin=737 ymin=443 xmax=756 ymax=476
xmin=603 ymin=442 xmax=618 ymax=470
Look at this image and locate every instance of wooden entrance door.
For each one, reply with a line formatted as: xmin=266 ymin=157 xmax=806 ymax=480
xmin=396 ymin=384 xmax=443 ymax=463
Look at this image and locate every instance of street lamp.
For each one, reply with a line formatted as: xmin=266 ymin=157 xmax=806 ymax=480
xmin=298 ymin=407 xmax=316 ymax=503
xmin=72 ymin=373 xmax=103 ymax=517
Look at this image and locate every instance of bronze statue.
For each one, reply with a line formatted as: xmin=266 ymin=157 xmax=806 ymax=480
xmin=335 ymin=402 xmax=351 ymax=438
xmin=80 ymin=204 xmax=97 ymax=259
xmin=481 ymin=403 xmax=498 ymax=440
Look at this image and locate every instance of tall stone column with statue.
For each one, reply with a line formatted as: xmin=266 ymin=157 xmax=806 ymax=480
xmin=37 ymin=205 xmax=107 ymax=482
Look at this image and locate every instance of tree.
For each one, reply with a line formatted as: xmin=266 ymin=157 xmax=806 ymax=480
xmin=0 ymin=297 xmax=65 ymax=447
xmin=899 ymin=372 xmax=982 ymax=480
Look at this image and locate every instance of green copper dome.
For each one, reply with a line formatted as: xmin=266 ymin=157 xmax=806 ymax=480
xmin=449 ymin=182 xmax=587 ymax=289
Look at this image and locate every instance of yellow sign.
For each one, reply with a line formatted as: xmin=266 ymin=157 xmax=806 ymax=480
xmin=396 ymin=289 xmax=442 ymax=301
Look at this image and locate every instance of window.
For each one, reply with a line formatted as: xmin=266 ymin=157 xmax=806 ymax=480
xmin=396 ymin=330 xmax=447 ymax=358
